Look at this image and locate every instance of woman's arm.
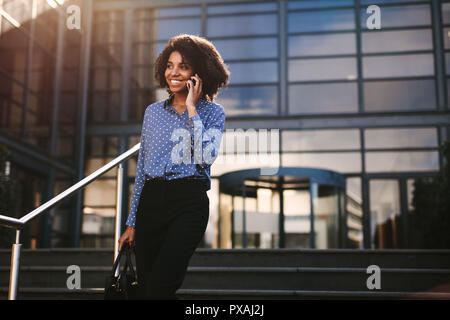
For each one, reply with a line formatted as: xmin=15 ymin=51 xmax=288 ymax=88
xmin=125 ymin=108 xmax=150 ymax=228
xmin=187 ymin=106 xmax=225 ymax=169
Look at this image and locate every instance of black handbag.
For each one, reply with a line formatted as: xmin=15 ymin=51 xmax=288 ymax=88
xmin=104 ymin=243 xmax=138 ymax=300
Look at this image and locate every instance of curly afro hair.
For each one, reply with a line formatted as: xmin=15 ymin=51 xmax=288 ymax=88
xmin=155 ymin=34 xmax=230 ymax=102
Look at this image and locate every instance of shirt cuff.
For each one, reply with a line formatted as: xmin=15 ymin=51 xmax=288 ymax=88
xmin=187 ymin=114 xmax=201 ymax=129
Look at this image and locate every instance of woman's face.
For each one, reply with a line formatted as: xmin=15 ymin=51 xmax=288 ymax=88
xmin=165 ymin=50 xmax=194 ymax=95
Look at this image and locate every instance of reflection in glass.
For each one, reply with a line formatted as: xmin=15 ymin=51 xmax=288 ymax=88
xmin=282 ymin=129 xmax=360 ymax=151
xmin=207 ymin=14 xmax=277 ymax=37
xmin=288 ymin=9 xmax=355 ymax=33
xmin=215 ymin=85 xmax=278 ymax=116
xmin=365 ymin=128 xmax=438 ymax=149
xmin=363 ymin=54 xmax=434 ymax=78
xmin=362 ymin=29 xmax=432 ymax=53
xmin=364 ymin=80 xmax=436 ymax=111
xmin=446 ymin=53 xmax=450 ymax=75
xmin=156 ymin=18 xmax=201 ymax=40
xmin=284 ymin=189 xmax=310 ymax=248
xmin=157 ymin=6 xmax=201 ymax=17
xmin=282 ymin=152 xmax=362 ymax=173
xmin=360 ymin=5 xmax=431 ymax=29
xmin=346 ymin=177 xmax=363 ymax=248
xmin=288 ymin=0 xmax=354 ymax=9
xmin=314 ymin=185 xmax=340 ymax=249
xmin=288 ymin=82 xmax=358 ymax=114
xmin=227 ymin=61 xmax=278 ymax=84
xmin=361 ymin=0 xmax=424 ymax=3
xmin=444 ymin=28 xmax=450 ymax=50
xmin=369 ymin=180 xmax=401 ymax=249
xmin=289 ymin=58 xmax=357 ymax=81
xmin=442 ymin=3 xmax=450 ymax=24
xmin=132 ymin=43 xmax=157 ymax=66
xmin=288 ymin=33 xmax=356 ymax=57
xmin=208 ymin=2 xmax=277 ymax=14
xmin=365 ymin=151 xmax=439 ymax=173
xmin=213 ymin=38 xmax=278 ymax=60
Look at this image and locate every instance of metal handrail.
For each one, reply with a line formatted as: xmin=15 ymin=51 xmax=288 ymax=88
xmin=0 ymin=142 xmax=141 ymax=300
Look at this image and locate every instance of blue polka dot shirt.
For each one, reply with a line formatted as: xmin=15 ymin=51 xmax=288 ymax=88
xmin=125 ymin=98 xmax=226 ymax=228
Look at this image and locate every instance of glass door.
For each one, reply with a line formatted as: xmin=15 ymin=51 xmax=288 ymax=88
xmin=369 ymin=179 xmax=403 ymax=249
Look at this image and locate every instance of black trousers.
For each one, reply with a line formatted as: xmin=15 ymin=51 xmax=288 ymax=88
xmin=134 ymin=177 xmax=209 ymax=300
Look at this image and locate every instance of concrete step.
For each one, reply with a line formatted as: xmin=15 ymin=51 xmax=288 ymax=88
xmin=1 ymin=266 xmax=449 ymax=293
xmin=1 ymin=249 xmax=450 ymax=268
xmin=1 ymin=287 xmax=450 ymax=300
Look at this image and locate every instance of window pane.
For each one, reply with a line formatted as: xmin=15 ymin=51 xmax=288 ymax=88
xmin=156 ymin=18 xmax=201 ymax=40
xmin=208 ymin=2 xmax=277 ymax=14
xmin=289 ymin=58 xmax=357 ymax=81
xmin=207 ymin=14 xmax=277 ymax=37
xmin=215 ymin=86 xmax=278 ymax=116
xmin=361 ymin=0 xmax=425 ymax=3
xmin=282 ymin=129 xmax=360 ymax=151
xmin=365 ymin=128 xmax=438 ymax=149
xmin=360 ymin=5 xmax=431 ymax=29
xmin=369 ymin=179 xmax=401 ymax=249
xmin=362 ymin=29 xmax=433 ymax=53
xmin=157 ymin=6 xmax=201 ymax=17
xmin=214 ymin=38 xmax=278 ymax=60
xmin=288 ymin=83 xmax=358 ymax=114
xmin=228 ymin=61 xmax=278 ymax=84
xmin=282 ymin=152 xmax=362 ymax=173
xmin=363 ymin=54 xmax=434 ymax=78
xmin=288 ymin=0 xmax=354 ymax=9
xmin=366 ymin=151 xmax=439 ymax=172
xmin=442 ymin=3 xmax=450 ymax=25
xmin=289 ymin=33 xmax=356 ymax=56
xmin=132 ymin=43 xmax=157 ymax=66
xmin=364 ymin=79 xmax=436 ymax=111
xmin=346 ymin=177 xmax=363 ymax=249
xmin=446 ymin=53 xmax=450 ymax=75
xmin=444 ymin=28 xmax=450 ymax=50
xmin=288 ymin=9 xmax=355 ymax=33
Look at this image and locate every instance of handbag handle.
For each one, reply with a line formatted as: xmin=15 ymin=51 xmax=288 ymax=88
xmin=125 ymin=247 xmax=137 ymax=282
xmin=111 ymin=242 xmax=132 ymax=276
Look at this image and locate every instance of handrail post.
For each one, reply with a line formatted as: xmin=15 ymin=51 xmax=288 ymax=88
xmin=114 ymin=163 xmax=124 ymax=276
xmin=8 ymin=229 xmax=22 ymax=300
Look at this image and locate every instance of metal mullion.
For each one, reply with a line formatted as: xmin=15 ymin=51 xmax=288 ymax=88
xmin=289 ymin=79 xmax=357 ymax=85
xmin=359 ymin=1 xmax=431 ymax=8
xmin=279 ymin=0 xmax=286 ymax=117
xmin=360 ymin=25 xmax=433 ymax=32
xmin=206 ymin=34 xmax=279 ymax=40
xmin=288 ymin=54 xmax=357 ymax=60
xmin=287 ymin=6 xmax=355 ymax=14
xmin=365 ymin=172 xmax=439 ymax=179
xmin=206 ymin=10 xmax=277 ymax=18
xmin=225 ymin=57 xmax=279 ymax=63
xmin=281 ymin=149 xmax=362 ymax=154
xmin=361 ymin=50 xmax=435 ymax=57
xmin=287 ymin=29 xmax=356 ymax=36
xmin=364 ymin=147 xmax=440 ymax=153
xmin=362 ymin=76 xmax=436 ymax=82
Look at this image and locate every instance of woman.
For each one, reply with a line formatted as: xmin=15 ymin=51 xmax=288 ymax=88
xmin=118 ymin=34 xmax=229 ymax=299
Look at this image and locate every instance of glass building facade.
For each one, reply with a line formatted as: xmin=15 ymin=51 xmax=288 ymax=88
xmin=0 ymin=0 xmax=449 ymax=249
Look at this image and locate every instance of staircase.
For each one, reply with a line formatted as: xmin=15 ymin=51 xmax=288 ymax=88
xmin=1 ymin=248 xmax=450 ymax=300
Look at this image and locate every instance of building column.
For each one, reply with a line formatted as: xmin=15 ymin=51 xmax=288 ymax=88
xmin=40 ymin=3 xmax=66 ymax=248
xmin=72 ymin=0 xmax=93 ymax=247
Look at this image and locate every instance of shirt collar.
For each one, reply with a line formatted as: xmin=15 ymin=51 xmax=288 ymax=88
xmin=163 ymin=97 xmax=208 ymax=111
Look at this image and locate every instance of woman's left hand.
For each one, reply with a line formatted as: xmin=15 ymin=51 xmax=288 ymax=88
xmin=186 ymin=73 xmax=203 ymax=109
